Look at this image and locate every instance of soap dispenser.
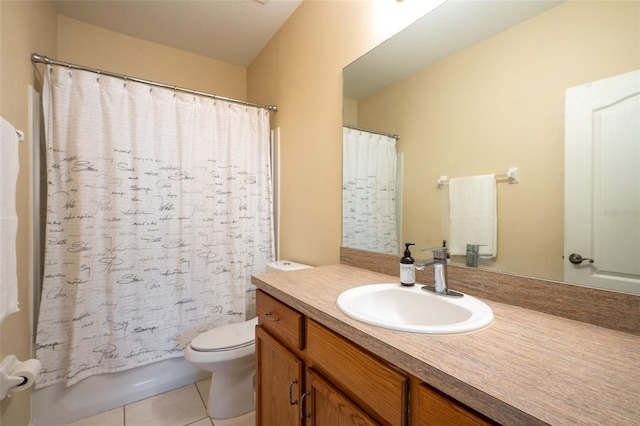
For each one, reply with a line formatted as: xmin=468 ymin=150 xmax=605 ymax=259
xmin=400 ymin=243 xmax=416 ymax=286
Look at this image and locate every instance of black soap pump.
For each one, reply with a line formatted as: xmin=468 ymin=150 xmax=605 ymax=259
xmin=400 ymin=243 xmax=416 ymax=286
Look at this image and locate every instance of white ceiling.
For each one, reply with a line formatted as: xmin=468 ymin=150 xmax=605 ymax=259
xmin=53 ymin=0 xmax=303 ymax=67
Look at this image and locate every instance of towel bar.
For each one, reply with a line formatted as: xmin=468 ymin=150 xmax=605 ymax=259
xmin=437 ymin=167 xmax=518 ymax=188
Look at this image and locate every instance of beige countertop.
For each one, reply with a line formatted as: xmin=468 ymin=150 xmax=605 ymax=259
xmin=252 ymin=264 xmax=640 ymax=426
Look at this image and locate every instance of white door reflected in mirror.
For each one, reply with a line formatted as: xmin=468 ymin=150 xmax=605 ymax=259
xmin=564 ymin=69 xmax=640 ymax=295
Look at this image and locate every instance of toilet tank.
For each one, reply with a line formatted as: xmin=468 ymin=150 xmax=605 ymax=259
xmin=266 ymin=260 xmax=313 ymax=273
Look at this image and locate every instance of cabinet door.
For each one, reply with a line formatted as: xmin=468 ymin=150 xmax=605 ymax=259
xmin=302 ymin=368 xmax=378 ymax=426
xmin=256 ymin=325 xmax=304 ymax=426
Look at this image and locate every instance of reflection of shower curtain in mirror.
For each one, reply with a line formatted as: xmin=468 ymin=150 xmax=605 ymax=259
xmin=342 ymin=127 xmax=398 ymax=254
xmin=36 ymin=65 xmax=274 ymax=388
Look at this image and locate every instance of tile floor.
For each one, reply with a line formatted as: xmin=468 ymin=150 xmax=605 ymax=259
xmin=65 ymin=378 xmax=254 ymax=426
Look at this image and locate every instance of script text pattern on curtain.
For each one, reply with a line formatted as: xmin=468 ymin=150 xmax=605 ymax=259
xmin=342 ymin=127 xmax=399 ymax=255
xmin=35 ymin=65 xmax=274 ymax=388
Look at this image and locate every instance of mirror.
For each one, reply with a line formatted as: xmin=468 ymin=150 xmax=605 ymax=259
xmin=342 ymin=0 xmax=640 ymax=289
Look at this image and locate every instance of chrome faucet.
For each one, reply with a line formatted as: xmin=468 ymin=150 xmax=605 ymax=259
xmin=417 ymin=247 xmax=463 ymax=298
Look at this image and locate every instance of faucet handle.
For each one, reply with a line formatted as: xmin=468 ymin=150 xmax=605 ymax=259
xmin=466 ymin=244 xmax=486 ymax=253
xmin=421 ymin=247 xmax=447 ymax=260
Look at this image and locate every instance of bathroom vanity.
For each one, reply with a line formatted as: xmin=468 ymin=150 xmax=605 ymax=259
xmin=256 ymin=288 xmax=490 ymax=425
xmin=252 ymin=264 xmax=640 ymax=425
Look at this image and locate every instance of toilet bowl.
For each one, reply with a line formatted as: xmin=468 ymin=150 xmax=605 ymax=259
xmin=184 ymin=260 xmax=311 ymax=419
xmin=184 ymin=317 xmax=258 ymax=419
xmin=184 ymin=318 xmax=258 ymax=419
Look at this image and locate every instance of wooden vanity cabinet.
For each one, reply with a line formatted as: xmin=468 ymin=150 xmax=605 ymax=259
xmin=256 ymin=291 xmax=305 ymax=425
xmin=256 ymin=289 xmax=494 ymax=425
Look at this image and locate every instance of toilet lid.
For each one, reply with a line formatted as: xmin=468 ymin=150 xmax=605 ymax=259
xmin=191 ymin=317 xmax=258 ymax=352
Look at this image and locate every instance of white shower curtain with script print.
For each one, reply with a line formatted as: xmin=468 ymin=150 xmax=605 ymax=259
xmin=36 ymin=65 xmax=274 ymax=388
xmin=342 ymin=127 xmax=399 ymax=255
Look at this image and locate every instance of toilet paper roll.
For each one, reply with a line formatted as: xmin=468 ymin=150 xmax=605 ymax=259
xmin=9 ymin=359 xmax=41 ymax=392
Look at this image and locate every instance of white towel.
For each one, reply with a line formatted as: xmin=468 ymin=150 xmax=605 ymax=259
xmin=0 ymin=116 xmax=21 ymax=323
xmin=448 ymin=174 xmax=497 ymax=257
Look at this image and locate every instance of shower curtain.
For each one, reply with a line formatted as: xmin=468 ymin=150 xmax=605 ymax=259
xmin=35 ymin=65 xmax=274 ymax=388
xmin=342 ymin=127 xmax=399 ymax=254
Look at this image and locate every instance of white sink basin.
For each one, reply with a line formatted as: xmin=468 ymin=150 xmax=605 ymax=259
xmin=336 ymin=283 xmax=493 ymax=334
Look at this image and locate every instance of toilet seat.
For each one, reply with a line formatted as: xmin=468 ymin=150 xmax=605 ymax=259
xmin=190 ymin=317 xmax=258 ymax=352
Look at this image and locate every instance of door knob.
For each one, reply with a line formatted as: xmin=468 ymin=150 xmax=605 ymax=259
xmin=568 ymin=253 xmax=594 ymax=264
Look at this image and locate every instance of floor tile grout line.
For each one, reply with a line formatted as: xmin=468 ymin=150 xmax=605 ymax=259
xmin=184 ymin=383 xmax=211 ymax=426
xmin=195 ymin=381 xmax=208 ymax=409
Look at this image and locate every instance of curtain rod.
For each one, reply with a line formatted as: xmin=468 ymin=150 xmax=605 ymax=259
xmin=31 ymin=53 xmax=277 ymax=112
xmin=343 ymin=124 xmax=399 ymax=140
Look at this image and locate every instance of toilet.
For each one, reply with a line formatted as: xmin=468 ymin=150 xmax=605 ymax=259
xmin=184 ymin=260 xmax=312 ymax=419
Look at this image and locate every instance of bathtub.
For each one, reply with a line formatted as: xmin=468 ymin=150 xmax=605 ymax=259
xmin=31 ymin=357 xmax=207 ymax=425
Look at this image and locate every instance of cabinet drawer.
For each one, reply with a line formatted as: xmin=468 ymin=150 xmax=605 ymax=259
xmin=306 ymin=319 xmax=408 ymax=425
xmin=415 ymin=383 xmax=494 ymax=426
xmin=256 ymin=290 xmax=304 ymax=350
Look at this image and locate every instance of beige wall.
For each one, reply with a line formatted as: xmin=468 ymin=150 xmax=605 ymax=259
xmin=354 ymin=1 xmax=639 ymax=281
xmin=247 ymin=0 xmax=433 ymax=266
xmin=57 ymin=15 xmax=247 ymax=99
xmin=1 ymin=1 xmax=57 ymax=424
